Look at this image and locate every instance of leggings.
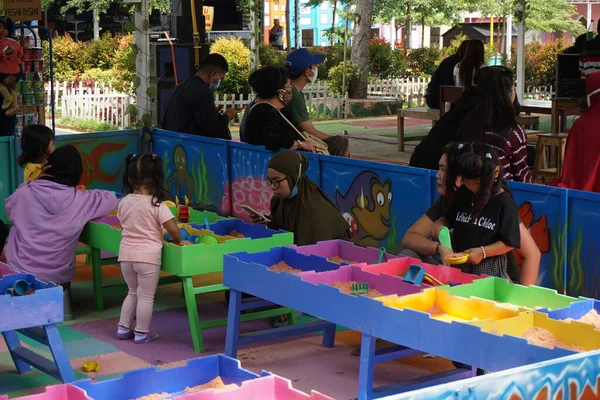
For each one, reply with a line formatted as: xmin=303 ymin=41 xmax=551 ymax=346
xmin=118 ymin=262 xmax=160 ymax=333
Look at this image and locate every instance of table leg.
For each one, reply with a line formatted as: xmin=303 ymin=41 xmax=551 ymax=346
xmin=322 ymin=323 xmax=336 ymax=348
xmin=398 ymin=115 xmax=405 ymax=152
xmin=3 ymin=331 xmax=32 ymax=374
xmin=560 ymin=110 xmax=567 ymax=133
xmin=91 ymin=247 xmax=104 ymax=311
xmin=225 ymin=289 xmax=242 ymax=359
xmin=45 ymin=325 xmax=76 ymax=383
xmin=551 ymin=105 xmax=559 ymax=133
xmin=357 ymin=333 xmax=376 ymax=400
xmin=181 ymin=277 xmax=205 ymax=353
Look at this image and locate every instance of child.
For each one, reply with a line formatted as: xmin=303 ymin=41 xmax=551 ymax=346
xmin=5 ymin=145 xmax=118 ymax=318
xmin=0 ymin=16 xmax=23 ymax=116
xmin=442 ymin=142 xmax=520 ymax=279
xmin=116 ymin=153 xmax=182 ymax=344
xmin=19 ymin=124 xmax=55 ymax=181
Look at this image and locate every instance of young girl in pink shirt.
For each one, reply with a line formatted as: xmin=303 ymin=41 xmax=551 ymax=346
xmin=116 ymin=153 xmax=182 ymax=344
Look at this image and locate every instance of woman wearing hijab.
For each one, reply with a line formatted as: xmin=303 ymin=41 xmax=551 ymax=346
xmin=254 ymin=150 xmax=350 ymax=245
xmin=4 ymin=145 xmax=118 ymax=317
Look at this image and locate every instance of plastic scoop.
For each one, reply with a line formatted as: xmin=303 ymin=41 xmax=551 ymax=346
xmin=438 ymin=227 xmax=452 ymax=251
xmin=402 ymin=264 xmax=426 ymax=285
xmin=203 ymin=217 xmax=210 ymax=230
xmin=376 ymin=247 xmax=386 ymax=264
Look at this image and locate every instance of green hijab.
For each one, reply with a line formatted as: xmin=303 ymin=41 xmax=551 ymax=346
xmin=268 ymin=151 xmax=350 ymax=246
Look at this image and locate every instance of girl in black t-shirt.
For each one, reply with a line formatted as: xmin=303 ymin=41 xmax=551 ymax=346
xmin=442 ymin=142 xmax=520 ymax=279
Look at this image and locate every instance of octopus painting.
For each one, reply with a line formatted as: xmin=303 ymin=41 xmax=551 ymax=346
xmin=167 ymin=145 xmax=197 ymax=202
xmin=335 ymin=171 xmax=393 ymax=248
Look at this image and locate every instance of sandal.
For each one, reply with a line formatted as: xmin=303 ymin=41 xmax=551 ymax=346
xmin=134 ymin=332 xmax=159 ymax=344
xmin=116 ymin=328 xmax=134 ymax=340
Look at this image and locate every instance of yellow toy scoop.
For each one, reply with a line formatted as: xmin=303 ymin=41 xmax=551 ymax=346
xmin=445 ymin=252 xmax=469 ymax=265
xmin=81 ymin=361 xmax=100 ymax=372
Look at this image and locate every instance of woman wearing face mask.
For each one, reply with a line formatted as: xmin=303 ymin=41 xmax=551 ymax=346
xmin=241 ymin=66 xmax=318 ymax=152
xmin=281 ymin=49 xmax=351 ymax=157
xmin=250 ymin=150 xmax=351 ymax=245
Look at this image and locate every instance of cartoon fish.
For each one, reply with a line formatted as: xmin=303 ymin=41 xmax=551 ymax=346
xmin=336 ymin=171 xmax=392 ymax=248
xmin=514 ymin=202 xmax=550 ymax=268
xmin=67 ymin=142 xmax=128 ymax=186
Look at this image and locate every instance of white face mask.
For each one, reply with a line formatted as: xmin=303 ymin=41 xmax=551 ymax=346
xmin=587 ymin=87 xmax=600 ymax=107
xmin=308 ymin=66 xmax=318 ymax=83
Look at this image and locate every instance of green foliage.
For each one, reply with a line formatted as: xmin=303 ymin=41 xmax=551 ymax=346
xmin=509 ymin=38 xmax=571 ymax=88
xmin=210 ymin=37 xmax=252 ymax=95
xmin=406 ymin=47 xmax=441 ymax=77
xmin=439 ymin=33 xmax=468 ymax=59
xmin=59 ymin=117 xmax=117 ymax=131
xmin=369 ymin=37 xmax=395 ymax=78
xmin=327 ymin=61 xmax=359 ymax=94
xmin=259 ymin=43 xmax=286 ymax=67
xmin=109 ymin=34 xmax=136 ymax=93
xmin=80 ymin=33 xmax=120 ymax=71
xmin=304 ymin=45 xmax=348 ymax=80
xmin=47 ymin=34 xmax=82 ymax=81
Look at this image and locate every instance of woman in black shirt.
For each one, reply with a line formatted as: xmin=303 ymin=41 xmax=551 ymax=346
xmin=241 ymin=67 xmax=318 ymax=153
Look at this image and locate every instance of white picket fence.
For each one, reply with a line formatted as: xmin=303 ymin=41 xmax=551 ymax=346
xmin=47 ymin=79 xmax=554 ymax=128
xmin=46 ymin=82 xmax=134 ymax=130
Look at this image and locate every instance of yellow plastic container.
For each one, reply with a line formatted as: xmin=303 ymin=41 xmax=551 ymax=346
xmin=470 ymin=311 xmax=600 ymax=352
xmin=376 ymin=288 xmax=519 ymax=323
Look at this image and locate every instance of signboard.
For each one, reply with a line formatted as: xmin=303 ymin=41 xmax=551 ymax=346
xmin=203 ymin=6 xmax=214 ymax=32
xmin=207 ymin=31 xmax=253 ymax=42
xmin=2 ymin=0 xmax=42 ymax=21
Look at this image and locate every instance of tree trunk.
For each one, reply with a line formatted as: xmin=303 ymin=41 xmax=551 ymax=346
xmin=349 ymin=0 xmax=375 ymax=98
xmin=330 ymin=0 xmax=337 ymax=47
xmin=421 ymin=15 xmax=425 ymax=47
xmin=285 ymin=0 xmax=292 ymax=50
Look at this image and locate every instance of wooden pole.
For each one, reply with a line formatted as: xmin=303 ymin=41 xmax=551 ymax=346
xmin=342 ymin=5 xmax=349 ymax=95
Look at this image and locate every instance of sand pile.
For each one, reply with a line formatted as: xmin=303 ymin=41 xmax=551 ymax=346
xmin=184 ymin=377 xmax=238 ymax=393
xmin=135 ymin=393 xmax=170 ymax=400
xmin=332 ymin=281 xmax=383 ymax=298
xmin=327 ymin=256 xmax=356 ymax=264
xmin=268 ymin=261 xmax=302 ymax=273
xmin=229 ymin=230 xmax=245 ymax=238
xmin=565 ymin=309 xmax=600 ymax=330
xmin=522 ymin=327 xmax=585 ymax=352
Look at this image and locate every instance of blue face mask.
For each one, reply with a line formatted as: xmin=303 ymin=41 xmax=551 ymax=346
xmin=287 ymin=161 xmax=303 ymax=199
xmin=209 ymin=79 xmax=221 ymax=91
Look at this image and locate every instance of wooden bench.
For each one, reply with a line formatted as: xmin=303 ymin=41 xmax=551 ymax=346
xmin=397 ymin=107 xmax=440 ymax=152
xmin=524 ymin=129 xmax=545 ymax=143
xmin=516 ymin=115 xmax=540 ymax=130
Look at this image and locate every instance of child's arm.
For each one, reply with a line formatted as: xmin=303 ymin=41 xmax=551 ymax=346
xmin=516 ymin=223 xmax=540 ymax=286
xmin=467 ymin=241 xmax=514 ymax=265
xmin=163 ymin=219 xmax=182 ymax=245
xmin=158 ymin=203 xmax=182 ymax=245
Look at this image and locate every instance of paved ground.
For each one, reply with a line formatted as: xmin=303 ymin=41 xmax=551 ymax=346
xmin=52 ymin=113 xmax=561 ymax=166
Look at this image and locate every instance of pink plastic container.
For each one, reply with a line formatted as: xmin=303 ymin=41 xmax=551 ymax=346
xmin=0 ymin=385 xmax=92 ymax=400
xmin=176 ymin=375 xmax=334 ymax=400
xmin=361 ymin=257 xmax=481 ymax=285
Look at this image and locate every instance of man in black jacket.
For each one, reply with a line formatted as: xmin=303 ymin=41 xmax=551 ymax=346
xmin=162 ymin=54 xmax=237 ymax=139
xmin=424 ymin=40 xmax=469 ymax=109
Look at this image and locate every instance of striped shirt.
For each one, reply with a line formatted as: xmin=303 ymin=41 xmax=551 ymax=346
xmin=484 ymin=124 xmax=533 ymax=183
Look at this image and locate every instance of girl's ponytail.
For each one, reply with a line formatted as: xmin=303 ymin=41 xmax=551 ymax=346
xmin=122 ymin=153 xmax=136 ymax=195
xmin=122 ymin=153 xmax=165 ymax=206
xmin=150 ymin=154 xmax=165 ymax=207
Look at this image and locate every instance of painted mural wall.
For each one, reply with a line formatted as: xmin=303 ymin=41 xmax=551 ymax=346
xmin=385 ymin=350 xmax=600 ymax=400
xmin=0 ymin=136 xmax=16 ymax=222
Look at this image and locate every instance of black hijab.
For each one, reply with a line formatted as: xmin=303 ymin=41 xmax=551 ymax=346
xmin=268 ymin=150 xmax=350 ymax=245
xmin=42 ymin=145 xmax=83 ymax=187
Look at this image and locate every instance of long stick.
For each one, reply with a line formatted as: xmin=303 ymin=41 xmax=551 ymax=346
xmin=342 ymin=5 xmax=349 ymax=95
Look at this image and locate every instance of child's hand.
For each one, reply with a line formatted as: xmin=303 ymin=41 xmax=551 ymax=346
xmin=467 ymin=247 xmax=484 ymax=265
xmin=250 ymin=213 xmax=270 ymax=224
xmin=35 ymin=161 xmax=52 ymax=180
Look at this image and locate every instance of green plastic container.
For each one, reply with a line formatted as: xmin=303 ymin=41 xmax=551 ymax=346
xmin=439 ymin=277 xmax=583 ymax=310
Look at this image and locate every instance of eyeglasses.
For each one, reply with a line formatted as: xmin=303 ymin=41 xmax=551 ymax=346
xmin=266 ymin=176 xmax=286 ymax=187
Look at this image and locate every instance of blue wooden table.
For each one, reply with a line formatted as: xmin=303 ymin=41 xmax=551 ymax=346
xmin=0 ymin=273 xmax=75 ymax=387
xmin=222 ymin=248 xmax=574 ymax=400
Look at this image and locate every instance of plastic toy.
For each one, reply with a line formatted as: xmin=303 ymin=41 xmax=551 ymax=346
xmin=81 ymin=361 xmax=100 ymax=372
xmin=402 ymin=265 xmax=425 ymax=285
xmin=165 ymin=232 xmax=173 ymax=242
xmin=180 ymin=228 xmax=190 ymax=241
xmin=445 ymin=252 xmax=469 ymax=265
xmin=197 ymin=234 xmax=219 ymax=245
xmin=188 ymin=235 xmax=199 ymax=244
xmin=376 ymin=247 xmax=386 ymax=264
xmin=5 ymin=279 xmax=33 ymax=296
xmin=179 ymin=206 xmax=190 ymax=223
xmin=351 ymin=282 xmax=369 ymax=296
xmin=204 ymin=217 xmax=211 ymax=230
xmin=438 ymin=227 xmax=452 ymax=250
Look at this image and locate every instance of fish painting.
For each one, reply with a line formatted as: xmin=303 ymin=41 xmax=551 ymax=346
xmin=336 ymin=171 xmax=392 ymax=248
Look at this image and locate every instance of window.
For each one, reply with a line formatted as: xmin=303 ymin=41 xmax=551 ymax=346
xmin=264 ymin=16 xmax=270 ymax=26
xmin=300 ymin=7 xmax=310 ymax=14
xmin=320 ymin=41 xmax=327 ymax=46
xmin=264 ymin=2 xmax=270 ymax=14
xmin=320 ymin=14 xmax=328 ymax=24
xmin=320 ymin=1 xmax=328 ymax=10
xmin=274 ymin=4 xmax=279 ymax=11
xmin=300 ymin=17 xmax=311 ymax=25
